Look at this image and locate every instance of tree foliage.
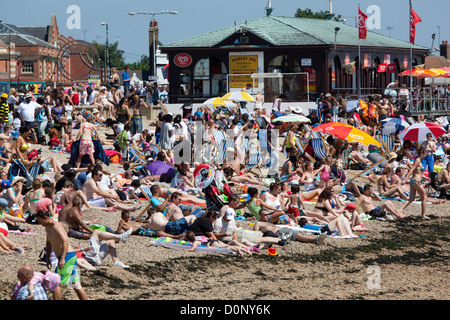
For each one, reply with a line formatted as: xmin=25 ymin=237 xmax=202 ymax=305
xmin=295 ymin=8 xmax=342 ymax=21
xmin=92 ymin=41 xmax=126 ymax=70
xmin=127 ymin=55 xmax=150 ymax=71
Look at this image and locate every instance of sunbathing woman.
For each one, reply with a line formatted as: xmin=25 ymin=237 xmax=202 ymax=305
xmin=223 ymin=166 xmax=265 ymax=187
xmin=377 ymin=167 xmax=409 ymax=200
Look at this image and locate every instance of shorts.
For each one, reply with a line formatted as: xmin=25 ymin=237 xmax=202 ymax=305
xmin=88 ymin=198 xmax=107 ymax=208
xmin=84 ymin=237 xmax=109 ymax=266
xmin=287 ymin=206 xmax=300 ymax=217
xmin=68 ymin=228 xmax=90 ymax=240
xmin=164 ymin=217 xmax=189 ymax=235
xmin=56 ymin=252 xmax=80 ymax=286
xmin=235 ymin=228 xmax=262 ymax=243
xmin=365 ymin=206 xmax=387 ymax=218
xmin=79 ymin=139 xmax=95 ymax=155
xmin=276 ymin=227 xmax=299 ymax=242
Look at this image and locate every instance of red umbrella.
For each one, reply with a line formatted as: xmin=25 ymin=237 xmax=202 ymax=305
xmin=398 ymin=122 xmax=445 ymax=142
xmin=313 ymin=123 xmax=381 ymax=147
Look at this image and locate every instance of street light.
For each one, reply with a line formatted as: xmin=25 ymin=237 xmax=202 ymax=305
xmin=101 ymin=22 xmax=109 ymax=84
xmin=128 ymin=10 xmax=178 ymax=78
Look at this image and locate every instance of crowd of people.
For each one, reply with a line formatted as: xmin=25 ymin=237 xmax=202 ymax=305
xmin=1 ymin=77 xmax=449 ymax=300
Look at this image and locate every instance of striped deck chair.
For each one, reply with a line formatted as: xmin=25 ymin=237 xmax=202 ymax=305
xmin=296 ymin=136 xmax=315 ymax=163
xmin=377 ymin=134 xmax=394 ymax=156
xmin=212 ymin=130 xmax=226 ymax=148
xmin=255 ymin=115 xmax=269 ymax=129
xmin=240 ymin=107 xmax=254 ymax=121
xmin=127 ymin=144 xmax=147 ymax=168
xmin=215 ymin=139 xmax=234 ymax=166
xmin=133 ymin=186 xmax=154 ymax=222
xmin=309 ymin=129 xmax=330 ymax=158
xmin=245 ymin=150 xmax=263 ymax=177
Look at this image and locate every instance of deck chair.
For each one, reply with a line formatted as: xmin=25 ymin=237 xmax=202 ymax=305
xmin=377 ymin=133 xmax=394 ymax=156
xmin=212 ymin=130 xmax=227 ymax=148
xmin=132 ymin=186 xmax=154 ymax=223
xmin=240 ymin=107 xmax=254 ymax=121
xmin=296 ymin=137 xmax=315 ymax=163
xmin=215 ymin=139 xmax=234 ymax=167
xmin=349 ymin=159 xmax=384 ymax=183
xmin=245 ymin=150 xmax=263 ymax=177
xmin=255 ymin=115 xmax=269 ymax=129
xmin=9 ymin=156 xmax=41 ymax=189
xmin=340 ymin=146 xmax=352 ymax=170
xmin=81 ymin=109 xmax=105 ymax=126
xmin=127 ymin=144 xmax=147 ymax=169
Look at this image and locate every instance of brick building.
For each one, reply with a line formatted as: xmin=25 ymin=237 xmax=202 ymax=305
xmin=0 ymin=14 xmax=97 ymax=95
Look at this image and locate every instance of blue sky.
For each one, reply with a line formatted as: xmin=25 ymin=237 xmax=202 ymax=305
xmin=3 ymin=0 xmax=448 ymax=63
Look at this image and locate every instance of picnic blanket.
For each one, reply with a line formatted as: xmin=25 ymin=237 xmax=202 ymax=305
xmin=149 ymin=237 xmax=232 ymax=254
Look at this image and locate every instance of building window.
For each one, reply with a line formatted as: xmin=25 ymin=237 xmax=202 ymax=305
xmin=22 ymin=60 xmax=34 ymax=74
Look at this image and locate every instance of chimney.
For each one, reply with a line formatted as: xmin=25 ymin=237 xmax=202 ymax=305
xmin=440 ymin=41 xmax=450 ymax=59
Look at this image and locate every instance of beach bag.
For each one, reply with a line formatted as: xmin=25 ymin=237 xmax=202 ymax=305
xmin=110 ymin=154 xmax=120 ymax=163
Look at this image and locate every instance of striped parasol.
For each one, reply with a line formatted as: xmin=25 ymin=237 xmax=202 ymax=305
xmin=398 ymin=122 xmax=445 ymax=142
xmin=221 ymin=91 xmax=256 ymax=102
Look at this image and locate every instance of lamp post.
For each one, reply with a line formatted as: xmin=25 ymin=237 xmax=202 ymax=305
xmin=128 ymin=10 xmax=178 ymax=79
xmin=101 ymin=22 xmax=109 ymax=84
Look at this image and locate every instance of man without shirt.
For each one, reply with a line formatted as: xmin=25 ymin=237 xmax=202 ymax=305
xmin=354 ymin=184 xmax=409 ymax=220
xmin=145 ymin=208 xmax=197 ymax=236
xmin=252 ymin=221 xmax=326 ymax=245
xmin=81 ymin=168 xmax=141 ymax=211
xmin=35 ymin=209 xmax=88 ymax=300
xmin=165 ymin=192 xmax=204 ymax=222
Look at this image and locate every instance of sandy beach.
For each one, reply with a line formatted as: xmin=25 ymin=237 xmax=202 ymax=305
xmin=0 ymin=118 xmax=449 ymax=301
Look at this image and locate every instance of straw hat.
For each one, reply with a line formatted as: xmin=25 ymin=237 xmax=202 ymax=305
xmin=92 ymin=108 xmax=99 ymax=114
xmin=388 ymin=152 xmax=397 ymax=162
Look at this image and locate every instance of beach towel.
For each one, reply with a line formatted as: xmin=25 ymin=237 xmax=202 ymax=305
xmin=149 ymin=237 xmax=232 ymax=254
xmin=69 ymin=139 xmax=110 ymax=166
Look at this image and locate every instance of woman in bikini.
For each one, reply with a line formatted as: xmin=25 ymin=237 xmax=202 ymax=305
xmin=23 ymin=179 xmax=44 ymax=214
xmin=401 ymin=148 xmax=446 ymax=219
xmin=259 ymin=183 xmax=292 ymax=224
xmin=299 ymin=161 xmax=324 ymax=202
xmin=377 ymin=167 xmax=409 ymax=200
xmin=75 ymin=117 xmax=99 ymax=169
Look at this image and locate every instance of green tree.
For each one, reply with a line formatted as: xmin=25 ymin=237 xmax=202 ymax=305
xmin=127 ymin=55 xmax=150 ymax=70
xmin=92 ymin=41 xmax=126 ymax=70
xmin=295 ymin=8 xmax=342 ymax=21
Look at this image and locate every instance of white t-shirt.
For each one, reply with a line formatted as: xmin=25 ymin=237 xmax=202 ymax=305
xmin=88 ymin=91 xmax=97 ymax=105
xmin=213 ymin=216 xmax=236 ymax=242
xmin=17 ymin=101 xmax=39 ymax=122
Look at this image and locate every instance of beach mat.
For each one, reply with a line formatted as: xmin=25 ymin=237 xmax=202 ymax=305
xmin=149 ymin=237 xmax=232 ymax=254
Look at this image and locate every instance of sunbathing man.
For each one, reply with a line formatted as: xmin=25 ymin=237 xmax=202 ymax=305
xmin=34 ymin=209 xmax=88 ymax=300
xmin=81 ymin=167 xmax=141 ymax=212
xmin=252 ymin=220 xmax=326 ymax=246
xmin=145 ymin=207 xmax=197 ymax=236
xmin=349 ymin=142 xmax=373 ymax=167
xmin=354 ymin=184 xmax=409 ymax=220
xmin=165 ymin=192 xmax=204 ymax=222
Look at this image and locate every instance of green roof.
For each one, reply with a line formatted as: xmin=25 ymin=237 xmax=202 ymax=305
xmin=162 ymin=15 xmax=428 ymax=50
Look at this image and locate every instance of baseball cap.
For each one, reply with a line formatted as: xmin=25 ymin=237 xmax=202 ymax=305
xmin=344 ymin=203 xmax=356 ymax=211
xmin=225 ymin=208 xmax=236 ymax=220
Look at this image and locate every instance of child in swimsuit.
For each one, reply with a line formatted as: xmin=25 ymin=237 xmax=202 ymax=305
xmin=286 ymin=184 xmax=305 ymax=224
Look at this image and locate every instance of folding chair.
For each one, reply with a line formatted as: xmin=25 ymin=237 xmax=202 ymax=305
xmin=296 ymin=136 xmax=315 ymax=163
xmin=340 ymin=146 xmax=352 ymax=170
xmin=132 ymin=186 xmax=154 ymax=223
xmin=349 ymin=159 xmax=384 ymax=183
xmin=127 ymin=144 xmax=147 ymax=169
xmin=245 ymin=150 xmax=263 ymax=177
xmin=377 ymin=133 xmax=394 ymax=156
xmin=255 ymin=115 xmax=269 ymax=129
xmin=240 ymin=107 xmax=254 ymax=121
xmin=215 ymin=139 xmax=234 ymax=167
xmin=212 ymin=130 xmax=226 ymax=148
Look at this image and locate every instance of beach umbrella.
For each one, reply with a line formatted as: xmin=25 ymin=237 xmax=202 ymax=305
xmin=202 ymin=97 xmax=235 ymax=109
xmin=273 ymin=114 xmax=311 ymax=123
xmin=398 ymin=122 xmax=445 ymax=142
xmin=221 ymin=91 xmax=256 ymax=103
xmin=313 ymin=124 xmax=381 ymax=147
xmin=313 ymin=122 xmax=353 ymax=132
xmin=399 ymin=68 xmax=426 ymax=77
xmin=380 ymin=118 xmax=410 ymax=134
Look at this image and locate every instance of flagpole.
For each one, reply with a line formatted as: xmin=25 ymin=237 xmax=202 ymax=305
xmin=358 ymin=4 xmax=361 ymax=100
xmin=410 ymin=0 xmax=413 ymax=111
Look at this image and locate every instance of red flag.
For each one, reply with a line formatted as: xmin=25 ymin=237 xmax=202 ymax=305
xmin=358 ymin=6 xmax=368 ymax=41
xmin=377 ymin=64 xmax=387 ymax=73
xmin=410 ymin=7 xmax=422 ymax=45
xmin=387 ymin=63 xmax=396 ymax=73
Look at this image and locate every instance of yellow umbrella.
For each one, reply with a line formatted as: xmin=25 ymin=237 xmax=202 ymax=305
xmin=221 ymin=91 xmax=256 ymax=102
xmin=202 ymin=97 xmax=235 ymax=109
